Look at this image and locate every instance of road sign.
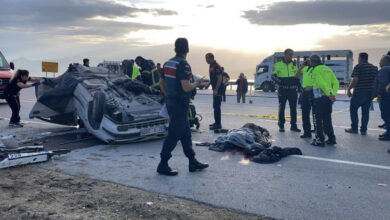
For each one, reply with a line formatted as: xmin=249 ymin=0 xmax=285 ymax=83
xmin=42 ymin=61 xmax=58 ymax=73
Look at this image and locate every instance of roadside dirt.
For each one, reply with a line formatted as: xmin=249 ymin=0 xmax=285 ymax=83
xmin=0 ymin=166 xmax=269 ymax=220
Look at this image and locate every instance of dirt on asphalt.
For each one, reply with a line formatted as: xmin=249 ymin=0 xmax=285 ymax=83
xmin=0 ymin=166 xmax=269 ymax=220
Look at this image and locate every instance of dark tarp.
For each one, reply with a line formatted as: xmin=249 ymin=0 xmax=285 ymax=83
xmin=37 ymin=69 xmax=80 ymax=113
xmin=201 ymin=123 xmax=302 ymax=164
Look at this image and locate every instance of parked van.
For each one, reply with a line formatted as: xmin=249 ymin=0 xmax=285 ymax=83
xmin=254 ymin=50 xmax=353 ymax=92
xmin=0 ymin=51 xmax=14 ymax=99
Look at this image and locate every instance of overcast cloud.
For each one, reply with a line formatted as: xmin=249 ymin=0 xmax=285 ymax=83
xmin=243 ymin=0 xmax=390 ymax=26
xmin=0 ymin=0 xmax=175 ymax=36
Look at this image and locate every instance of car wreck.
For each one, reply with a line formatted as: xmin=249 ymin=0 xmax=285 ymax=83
xmin=30 ymin=63 xmax=168 ymax=143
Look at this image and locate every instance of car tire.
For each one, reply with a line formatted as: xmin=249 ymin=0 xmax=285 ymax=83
xmin=88 ymin=91 xmax=105 ymax=129
xmin=261 ymin=82 xmax=272 ymax=92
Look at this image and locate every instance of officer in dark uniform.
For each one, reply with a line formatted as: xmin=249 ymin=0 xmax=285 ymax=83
xmin=157 ymin=38 xmax=209 ymax=176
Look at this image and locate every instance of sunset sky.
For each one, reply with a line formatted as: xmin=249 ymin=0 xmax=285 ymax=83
xmin=1 ymin=0 xmax=390 ymax=77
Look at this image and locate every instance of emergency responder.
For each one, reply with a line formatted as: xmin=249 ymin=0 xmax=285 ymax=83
xmin=83 ymin=58 xmax=90 ymax=67
xmin=135 ymin=56 xmax=159 ymax=88
xmin=310 ymin=54 xmax=339 ymax=146
xmin=296 ymin=57 xmax=314 ymax=138
xmin=205 ymin=53 xmax=223 ymax=130
xmin=157 ymin=38 xmax=208 ymax=176
xmin=4 ymin=69 xmax=40 ymax=127
xmin=272 ymin=49 xmax=301 ymax=132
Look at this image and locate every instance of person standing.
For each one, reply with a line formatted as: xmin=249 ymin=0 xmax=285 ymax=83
xmin=272 ymin=49 xmax=301 ymax=132
xmin=345 ymin=53 xmax=378 ymax=135
xmin=295 ymin=58 xmax=314 ymax=138
xmin=221 ymin=67 xmax=230 ymax=102
xmin=157 ymin=38 xmax=208 ymax=176
xmin=236 ymin=73 xmax=248 ymax=103
xmin=205 ymin=53 xmax=223 ymax=130
xmin=4 ymin=69 xmax=40 ymax=127
xmin=375 ymin=55 xmax=390 ymax=141
xmin=310 ymin=55 xmax=339 ymax=146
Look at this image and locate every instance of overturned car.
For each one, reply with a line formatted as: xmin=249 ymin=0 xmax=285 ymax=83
xmin=30 ymin=64 xmax=168 ymax=143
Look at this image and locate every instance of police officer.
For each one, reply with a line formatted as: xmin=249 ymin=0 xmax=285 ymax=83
xmin=272 ymin=49 xmax=301 ymax=132
xmin=310 ymin=54 xmax=339 ymax=146
xmin=205 ymin=53 xmax=223 ymax=130
xmin=296 ymin=58 xmax=314 ymax=138
xmin=157 ymin=38 xmax=209 ymax=176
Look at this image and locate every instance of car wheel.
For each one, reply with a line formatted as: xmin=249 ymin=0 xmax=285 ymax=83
xmin=261 ymin=82 xmax=272 ymax=92
xmin=88 ymin=91 xmax=105 ymax=129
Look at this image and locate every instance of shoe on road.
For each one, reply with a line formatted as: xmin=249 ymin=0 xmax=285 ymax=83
xmin=300 ymin=133 xmax=312 ymax=138
xmin=189 ymin=159 xmax=209 ymax=172
xmin=311 ymin=139 xmax=325 ymax=147
xmin=290 ymin=126 xmax=301 ymax=132
xmin=326 ymin=139 xmax=337 ymax=145
xmin=210 ymin=124 xmax=222 ymax=130
xmin=379 ymin=135 xmax=390 ymax=141
xmin=157 ymin=162 xmax=178 ymax=176
xmin=344 ymin=128 xmax=358 ymax=134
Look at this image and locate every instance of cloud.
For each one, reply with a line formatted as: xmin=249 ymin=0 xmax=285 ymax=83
xmin=243 ymin=0 xmax=390 ymax=26
xmin=0 ymin=0 xmax=175 ymax=36
xmin=197 ymin=4 xmax=215 ymax=9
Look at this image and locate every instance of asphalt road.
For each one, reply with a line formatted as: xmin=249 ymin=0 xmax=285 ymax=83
xmin=1 ymin=88 xmax=390 ymax=220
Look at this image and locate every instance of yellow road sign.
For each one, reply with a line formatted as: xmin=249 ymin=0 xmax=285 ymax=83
xmin=42 ymin=61 xmax=58 ymax=73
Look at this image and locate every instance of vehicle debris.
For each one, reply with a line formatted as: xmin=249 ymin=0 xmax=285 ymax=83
xmin=0 ymin=146 xmax=70 ymax=169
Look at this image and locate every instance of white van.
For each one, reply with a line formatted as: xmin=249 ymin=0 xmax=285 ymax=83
xmin=254 ymin=50 xmax=353 ymax=92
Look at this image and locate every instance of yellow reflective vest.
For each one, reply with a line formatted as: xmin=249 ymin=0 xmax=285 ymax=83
xmin=312 ymin=65 xmax=339 ymax=96
xmin=273 ymin=61 xmax=298 ymax=78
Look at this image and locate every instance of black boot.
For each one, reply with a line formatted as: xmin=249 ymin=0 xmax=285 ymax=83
xmin=189 ymin=158 xmax=209 ymax=172
xmin=290 ymin=125 xmax=301 ymax=132
xmin=157 ymin=160 xmax=178 ymax=176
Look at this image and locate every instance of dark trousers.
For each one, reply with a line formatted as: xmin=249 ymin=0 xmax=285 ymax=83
xmin=301 ymin=90 xmax=313 ymax=134
xmin=5 ymin=95 xmax=21 ymax=124
xmin=160 ymin=98 xmax=195 ymax=161
xmin=221 ymin=85 xmax=227 ymax=102
xmin=237 ymin=91 xmax=246 ymax=103
xmin=313 ymin=96 xmax=336 ymax=142
xmin=278 ymin=89 xmax=298 ymax=127
xmin=213 ymin=95 xmax=222 ymax=126
xmin=378 ymin=100 xmax=387 ymax=126
xmin=350 ymin=92 xmax=372 ymax=132
xmin=379 ymin=97 xmax=390 ymax=135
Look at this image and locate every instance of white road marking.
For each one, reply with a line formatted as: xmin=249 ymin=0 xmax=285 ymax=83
xmin=292 ymin=155 xmax=390 ymax=170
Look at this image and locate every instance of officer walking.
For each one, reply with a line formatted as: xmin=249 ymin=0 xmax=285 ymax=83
xmin=157 ymin=38 xmax=209 ymax=176
xmin=272 ymin=49 xmax=301 ymax=132
xmin=296 ymin=58 xmax=314 ymax=138
xmin=310 ymin=54 xmax=339 ymax=146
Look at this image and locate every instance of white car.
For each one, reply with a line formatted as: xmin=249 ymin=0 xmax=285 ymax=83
xmin=30 ymin=64 xmax=168 ymax=143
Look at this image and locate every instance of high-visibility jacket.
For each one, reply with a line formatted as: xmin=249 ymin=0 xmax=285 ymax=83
xmin=272 ymin=60 xmax=299 ymax=90
xmin=302 ymin=66 xmax=314 ymax=88
xmin=273 ymin=61 xmax=298 ymax=78
xmin=312 ymin=65 xmax=339 ymax=96
xmin=132 ymin=65 xmax=141 ymax=80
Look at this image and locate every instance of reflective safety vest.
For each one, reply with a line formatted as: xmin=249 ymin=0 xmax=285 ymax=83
xmin=132 ymin=65 xmax=141 ymax=80
xmin=272 ymin=60 xmax=299 ymax=90
xmin=140 ymin=68 xmax=160 ymax=88
xmin=312 ymin=65 xmax=339 ymax=97
xmin=302 ymin=66 xmax=314 ymax=88
xmin=273 ymin=61 xmax=298 ymax=78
